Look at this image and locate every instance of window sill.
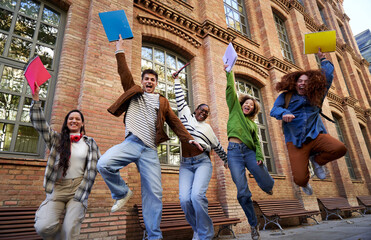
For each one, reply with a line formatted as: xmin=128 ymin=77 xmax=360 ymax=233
xmin=249 ymin=173 xmax=286 ymax=180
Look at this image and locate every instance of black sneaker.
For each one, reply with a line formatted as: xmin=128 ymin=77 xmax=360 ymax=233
xmin=251 ymin=225 xmax=261 ymax=240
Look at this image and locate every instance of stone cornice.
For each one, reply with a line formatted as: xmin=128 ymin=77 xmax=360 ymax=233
xmin=235 ymin=59 xmax=269 ymax=78
xmin=201 ymin=20 xmax=236 ymax=43
xmin=354 ymin=105 xmax=367 ymax=123
xmin=342 ymin=96 xmax=358 ymax=108
xmin=135 ymin=0 xmax=204 ymax=35
xmin=271 ymin=0 xmax=290 ymax=14
xmin=268 ymin=56 xmax=302 ymax=73
xmin=233 ymin=42 xmax=268 ymax=67
xmin=327 ymin=91 xmax=344 ymax=113
xmin=289 ymin=0 xmax=305 ymax=15
xmin=226 ymin=28 xmax=260 ymax=47
xmin=360 ymin=59 xmax=370 ymax=67
xmin=137 ymin=15 xmax=202 ymax=48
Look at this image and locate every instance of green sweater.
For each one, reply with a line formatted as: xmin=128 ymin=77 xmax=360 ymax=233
xmin=226 ymin=71 xmax=264 ymax=162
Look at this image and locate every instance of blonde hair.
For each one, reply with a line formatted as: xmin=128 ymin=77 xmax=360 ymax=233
xmin=239 ymin=94 xmax=260 ymax=120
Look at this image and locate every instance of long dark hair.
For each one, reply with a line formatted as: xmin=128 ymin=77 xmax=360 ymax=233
xmin=57 ymin=109 xmax=85 ymax=177
xmin=275 ymin=70 xmax=327 ymax=107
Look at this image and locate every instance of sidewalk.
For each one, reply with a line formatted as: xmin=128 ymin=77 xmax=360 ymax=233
xmin=219 ymin=214 xmax=371 ymax=240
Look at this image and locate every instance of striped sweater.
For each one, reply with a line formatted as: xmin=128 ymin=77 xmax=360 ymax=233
xmin=174 ymin=78 xmax=228 ymax=163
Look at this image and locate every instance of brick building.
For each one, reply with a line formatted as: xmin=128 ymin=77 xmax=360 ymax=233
xmin=0 ymin=0 xmax=370 ymax=239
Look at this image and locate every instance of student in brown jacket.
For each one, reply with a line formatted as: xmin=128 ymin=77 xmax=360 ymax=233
xmin=97 ymin=35 xmax=202 ymax=240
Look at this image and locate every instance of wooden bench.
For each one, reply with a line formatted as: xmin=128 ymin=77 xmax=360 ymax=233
xmin=134 ymin=202 xmax=241 ymax=239
xmin=356 ymin=196 xmax=371 ymax=215
xmin=317 ymin=197 xmax=365 ymax=220
xmin=253 ymin=199 xmax=320 ymax=231
xmin=0 ymin=207 xmax=41 ymax=240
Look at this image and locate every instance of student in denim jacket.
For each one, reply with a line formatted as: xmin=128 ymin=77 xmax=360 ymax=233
xmin=270 ymin=49 xmax=347 ymax=195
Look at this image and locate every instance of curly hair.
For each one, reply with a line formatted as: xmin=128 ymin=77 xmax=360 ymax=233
xmin=239 ymin=94 xmax=260 ymax=120
xmin=57 ymin=110 xmax=86 ymax=177
xmin=275 ymin=69 xmax=327 ymax=107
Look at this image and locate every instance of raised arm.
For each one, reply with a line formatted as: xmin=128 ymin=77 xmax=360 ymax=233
xmin=225 ymin=67 xmax=239 ymax=113
xmin=115 ymin=34 xmax=135 ymax=91
xmin=30 ymin=83 xmax=59 ymax=149
xmin=173 ymin=75 xmax=192 ymax=118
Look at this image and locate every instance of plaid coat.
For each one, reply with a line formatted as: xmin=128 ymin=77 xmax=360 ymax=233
xmin=30 ymin=101 xmax=101 ymax=206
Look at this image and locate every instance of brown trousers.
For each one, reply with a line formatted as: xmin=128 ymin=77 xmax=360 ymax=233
xmin=287 ymin=134 xmax=347 ymax=187
xmin=34 ymin=177 xmax=86 ymax=240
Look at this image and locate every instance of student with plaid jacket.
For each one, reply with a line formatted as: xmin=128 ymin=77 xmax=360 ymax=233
xmin=30 ymin=83 xmax=101 ymax=240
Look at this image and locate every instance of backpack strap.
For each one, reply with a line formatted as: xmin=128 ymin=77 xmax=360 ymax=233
xmin=284 ymin=91 xmax=293 ymax=109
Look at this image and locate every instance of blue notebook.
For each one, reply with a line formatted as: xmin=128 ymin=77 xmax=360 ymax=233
xmin=99 ymin=10 xmax=133 ymax=42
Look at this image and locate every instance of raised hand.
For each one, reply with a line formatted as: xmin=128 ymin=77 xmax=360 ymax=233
xmin=316 ymin=47 xmax=325 ymax=60
xmin=116 ymin=34 xmax=125 ymax=52
xmin=32 ymin=82 xmax=40 ymax=101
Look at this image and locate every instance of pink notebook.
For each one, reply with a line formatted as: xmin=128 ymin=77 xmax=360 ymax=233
xmin=24 ymin=56 xmax=51 ymax=94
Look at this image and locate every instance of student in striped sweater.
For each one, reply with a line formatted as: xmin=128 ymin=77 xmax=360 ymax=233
xmin=173 ymin=74 xmax=228 ymax=240
xmin=224 ymin=65 xmax=274 ymax=240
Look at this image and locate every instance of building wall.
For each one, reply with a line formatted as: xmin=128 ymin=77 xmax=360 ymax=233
xmin=1 ymin=0 xmax=371 ymax=239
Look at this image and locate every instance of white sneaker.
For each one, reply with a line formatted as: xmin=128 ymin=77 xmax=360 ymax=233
xmin=301 ymin=183 xmax=313 ymax=195
xmin=192 ymin=231 xmax=199 ymax=240
xmin=310 ymin=155 xmax=326 ymax=179
xmin=111 ymin=189 xmax=133 ymax=212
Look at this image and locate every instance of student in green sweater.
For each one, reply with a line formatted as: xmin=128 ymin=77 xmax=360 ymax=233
xmin=224 ymin=65 xmax=274 ymax=240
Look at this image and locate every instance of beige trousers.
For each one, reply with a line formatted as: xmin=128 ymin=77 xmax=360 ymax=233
xmin=34 ymin=177 xmax=86 ymax=240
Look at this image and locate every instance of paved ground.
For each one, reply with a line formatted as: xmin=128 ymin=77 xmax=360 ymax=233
xmin=218 ymin=214 xmax=371 ymax=240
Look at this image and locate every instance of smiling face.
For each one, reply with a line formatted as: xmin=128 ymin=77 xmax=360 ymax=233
xmin=296 ymin=74 xmax=309 ymax=95
xmin=242 ymin=99 xmax=255 ymax=116
xmin=195 ymin=105 xmax=209 ymax=122
xmin=67 ymin=112 xmax=83 ymax=133
xmin=141 ymin=73 xmax=158 ymax=93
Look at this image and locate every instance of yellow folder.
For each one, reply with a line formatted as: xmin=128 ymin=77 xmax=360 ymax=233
xmin=304 ymin=30 xmax=336 ymax=54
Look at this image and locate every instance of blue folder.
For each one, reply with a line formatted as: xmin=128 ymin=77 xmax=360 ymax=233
xmin=99 ymin=10 xmax=133 ymax=42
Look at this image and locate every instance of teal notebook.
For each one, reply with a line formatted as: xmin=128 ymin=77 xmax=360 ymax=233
xmin=99 ymin=10 xmax=133 ymax=42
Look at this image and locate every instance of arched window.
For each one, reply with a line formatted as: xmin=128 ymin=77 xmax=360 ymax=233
xmin=273 ymin=13 xmax=294 ymax=63
xmin=333 ymin=114 xmax=356 ymax=179
xmin=235 ymin=78 xmax=276 ymax=173
xmin=141 ymin=44 xmax=190 ymax=166
xmin=224 ymin=0 xmax=250 ymax=37
xmin=0 ymin=0 xmax=65 ymax=156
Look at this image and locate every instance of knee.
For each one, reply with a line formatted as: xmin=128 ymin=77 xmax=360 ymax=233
xmin=179 ymin=194 xmax=191 ymax=206
xmin=190 ymin=192 xmax=206 ymax=205
xmin=34 ymin=220 xmax=59 ymax=237
xmin=336 ymin=144 xmax=347 ymax=158
xmin=294 ymin=176 xmax=309 ymax=187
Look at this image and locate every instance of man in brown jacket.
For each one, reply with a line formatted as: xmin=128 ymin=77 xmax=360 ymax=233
xmin=97 ymin=35 xmax=202 ymax=240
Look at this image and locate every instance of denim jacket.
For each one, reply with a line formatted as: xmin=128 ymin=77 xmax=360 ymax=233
xmin=270 ymin=60 xmax=334 ymax=148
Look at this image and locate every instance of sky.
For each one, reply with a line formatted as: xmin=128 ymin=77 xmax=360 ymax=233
xmin=342 ymin=0 xmax=371 ymax=36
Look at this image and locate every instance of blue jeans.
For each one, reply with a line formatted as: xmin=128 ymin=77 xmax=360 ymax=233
xmin=227 ymin=142 xmax=274 ymax=227
xmin=97 ymin=134 xmax=163 ymax=240
xmin=179 ymin=152 xmax=213 ymax=240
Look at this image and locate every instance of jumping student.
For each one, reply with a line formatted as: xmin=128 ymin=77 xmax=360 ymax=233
xmin=31 ymin=83 xmax=101 ymax=240
xmin=224 ymin=64 xmax=274 ymax=240
xmin=97 ymin=35 xmax=202 ymax=240
xmin=270 ymin=48 xmax=347 ymax=195
xmin=173 ymin=73 xmax=228 ymax=240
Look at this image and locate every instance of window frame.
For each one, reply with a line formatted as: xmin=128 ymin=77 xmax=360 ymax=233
xmin=0 ymin=0 xmax=66 ymax=158
xmin=273 ymin=12 xmax=295 ymax=63
xmin=333 ymin=114 xmax=356 ymax=179
xmin=223 ymin=0 xmax=251 ymax=37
